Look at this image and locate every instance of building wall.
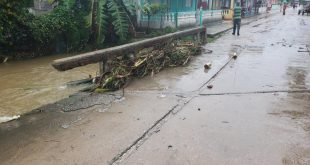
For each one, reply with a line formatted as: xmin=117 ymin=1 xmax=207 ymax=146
xmin=138 ymin=10 xmax=223 ymax=29
xmin=144 ymin=0 xmax=197 ymax=12
xmin=33 ymin=0 xmax=57 ymax=11
xmin=137 ymin=0 xmax=224 ymax=29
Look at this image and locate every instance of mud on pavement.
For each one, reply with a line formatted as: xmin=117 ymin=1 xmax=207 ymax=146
xmin=1 ymin=9 xmax=310 ymax=165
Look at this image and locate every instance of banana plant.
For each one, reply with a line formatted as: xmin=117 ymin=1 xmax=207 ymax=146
xmin=61 ymin=0 xmax=136 ymax=45
xmin=89 ymin=0 xmax=136 ymax=45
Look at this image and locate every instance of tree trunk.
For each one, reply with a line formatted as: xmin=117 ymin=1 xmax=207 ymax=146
xmin=160 ymin=13 xmax=163 ymax=30
xmin=147 ymin=16 xmax=150 ymax=34
xmin=89 ymin=0 xmax=99 ymax=45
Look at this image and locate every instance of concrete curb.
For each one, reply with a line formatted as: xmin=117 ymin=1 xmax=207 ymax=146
xmin=207 ymin=12 xmax=278 ymax=37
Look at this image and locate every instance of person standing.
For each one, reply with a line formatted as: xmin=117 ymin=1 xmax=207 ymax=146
xmin=298 ymin=3 xmax=304 ymax=15
xmin=232 ymin=2 xmax=242 ymax=36
xmin=283 ymin=3 xmax=287 ymax=15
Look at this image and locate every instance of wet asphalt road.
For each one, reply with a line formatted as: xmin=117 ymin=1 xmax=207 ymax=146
xmin=121 ymin=10 xmax=310 ymax=164
xmin=0 ymin=10 xmax=310 ymax=165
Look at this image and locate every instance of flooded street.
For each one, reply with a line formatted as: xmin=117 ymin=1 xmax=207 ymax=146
xmin=0 ymin=9 xmax=310 ymax=165
xmin=0 ymin=54 xmax=98 ymax=122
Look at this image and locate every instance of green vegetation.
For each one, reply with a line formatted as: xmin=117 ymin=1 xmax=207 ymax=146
xmin=0 ymin=0 xmax=35 ymax=57
xmin=207 ymin=37 xmax=217 ymax=43
xmin=0 ymin=0 xmax=137 ymax=59
xmin=88 ymin=0 xmax=136 ymax=46
xmin=0 ymin=0 xmax=194 ymax=60
xmin=148 ymin=27 xmax=178 ymax=37
xmin=140 ymin=2 xmax=168 ymax=33
xmin=207 ymin=34 xmax=222 ymax=43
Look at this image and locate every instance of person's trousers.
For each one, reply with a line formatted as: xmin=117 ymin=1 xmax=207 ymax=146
xmin=233 ymin=19 xmax=241 ymax=35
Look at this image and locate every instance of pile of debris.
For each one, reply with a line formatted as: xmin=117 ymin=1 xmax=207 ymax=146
xmin=94 ymin=40 xmax=202 ymax=92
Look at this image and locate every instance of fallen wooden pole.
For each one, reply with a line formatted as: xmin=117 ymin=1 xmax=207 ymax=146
xmin=52 ymin=26 xmax=207 ymax=71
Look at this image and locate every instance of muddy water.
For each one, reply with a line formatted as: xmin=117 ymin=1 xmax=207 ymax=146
xmin=0 ymin=54 xmax=98 ymax=122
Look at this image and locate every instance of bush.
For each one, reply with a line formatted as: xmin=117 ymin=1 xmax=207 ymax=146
xmin=0 ymin=0 xmax=90 ymax=58
xmin=0 ymin=0 xmax=35 ymax=56
xmin=30 ymin=6 xmax=89 ymax=53
xmin=163 ymin=27 xmax=177 ymax=33
xmin=0 ymin=0 xmax=133 ymax=59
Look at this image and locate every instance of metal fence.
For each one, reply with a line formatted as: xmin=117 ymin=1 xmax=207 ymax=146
xmin=139 ymin=10 xmax=223 ymax=29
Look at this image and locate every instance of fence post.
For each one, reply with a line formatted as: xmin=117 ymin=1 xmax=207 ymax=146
xmin=99 ymin=61 xmax=105 ymax=75
xmin=197 ymin=33 xmax=201 ymax=42
xmin=201 ymin=26 xmax=207 ymax=44
xmin=99 ymin=57 xmax=109 ymax=75
xmin=199 ymin=8 xmax=203 ymax=26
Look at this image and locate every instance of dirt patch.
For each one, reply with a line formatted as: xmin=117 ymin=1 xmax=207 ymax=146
xmin=282 ymin=145 xmax=310 ymax=165
xmin=37 ymin=92 xmax=119 ymax=112
xmin=282 ymin=110 xmax=309 ymax=118
xmin=252 ymin=23 xmax=262 ymax=27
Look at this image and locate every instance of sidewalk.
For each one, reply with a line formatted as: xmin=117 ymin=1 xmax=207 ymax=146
xmin=206 ymin=11 xmax=278 ymax=37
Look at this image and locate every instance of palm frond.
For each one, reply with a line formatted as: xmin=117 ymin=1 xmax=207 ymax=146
xmin=122 ymin=0 xmax=136 ymax=16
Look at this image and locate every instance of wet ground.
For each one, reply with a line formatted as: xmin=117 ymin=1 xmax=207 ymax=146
xmin=0 ymin=8 xmax=273 ymax=122
xmin=0 ymin=9 xmax=310 ymax=164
